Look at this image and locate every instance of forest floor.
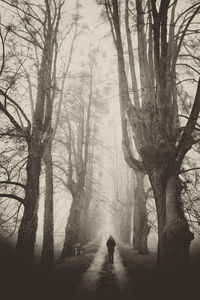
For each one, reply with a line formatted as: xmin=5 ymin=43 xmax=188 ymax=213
xmin=1 ymin=239 xmax=200 ymax=300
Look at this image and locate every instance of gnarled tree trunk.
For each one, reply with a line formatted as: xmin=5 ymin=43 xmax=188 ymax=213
xmin=148 ymin=166 xmax=194 ymax=268
xmin=16 ymin=136 xmax=43 ymax=264
xmin=133 ymin=172 xmax=149 ymax=254
xmin=60 ymin=187 xmax=85 ymax=257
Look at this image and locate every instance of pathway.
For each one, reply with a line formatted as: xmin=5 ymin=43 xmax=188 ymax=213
xmin=74 ymin=241 xmax=135 ymax=300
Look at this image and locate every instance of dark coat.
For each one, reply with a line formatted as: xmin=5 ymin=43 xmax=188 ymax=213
xmin=106 ymin=237 xmax=116 ymax=252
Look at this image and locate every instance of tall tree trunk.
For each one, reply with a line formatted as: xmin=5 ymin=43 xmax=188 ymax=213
xmin=148 ymin=166 xmax=194 ymax=268
xmin=77 ymin=189 xmax=89 ymax=245
xmin=121 ymin=176 xmax=133 ymax=243
xmin=83 ymin=190 xmax=92 ymax=244
xmin=16 ymin=137 xmax=43 ymax=264
xmin=133 ymin=172 xmax=149 ymax=254
xmin=78 ymin=207 xmax=87 ymax=245
xmin=124 ymin=207 xmax=132 ymax=243
xmin=41 ymin=131 xmax=54 ymax=266
xmin=60 ymin=187 xmax=84 ymax=258
xmin=83 ymin=207 xmax=89 ymax=243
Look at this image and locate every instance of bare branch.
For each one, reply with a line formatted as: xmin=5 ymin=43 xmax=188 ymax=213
xmin=0 ymin=88 xmax=31 ymax=130
xmin=172 ymin=4 xmax=200 ymax=72
xmin=0 ymin=26 xmax=7 ymax=76
xmin=0 ymin=203 xmax=22 ymax=226
xmin=176 ymin=77 xmax=200 ymax=165
xmin=1 ymin=0 xmax=44 ymax=24
xmin=0 ymin=181 xmax=25 ymax=189
xmin=0 ymin=100 xmax=24 ymax=132
xmin=0 ymin=193 xmax=25 ymax=205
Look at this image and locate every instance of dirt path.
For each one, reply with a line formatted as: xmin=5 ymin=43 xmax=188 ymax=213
xmin=74 ymin=242 xmax=134 ymax=300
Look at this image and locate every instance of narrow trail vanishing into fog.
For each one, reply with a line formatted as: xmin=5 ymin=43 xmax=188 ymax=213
xmin=74 ymin=240 xmax=134 ymax=300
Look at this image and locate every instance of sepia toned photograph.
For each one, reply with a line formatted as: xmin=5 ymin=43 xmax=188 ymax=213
xmin=0 ymin=1 xmax=200 ymax=299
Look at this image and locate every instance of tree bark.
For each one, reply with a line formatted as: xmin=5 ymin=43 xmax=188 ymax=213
xmin=133 ymin=172 xmax=149 ymax=254
xmin=77 ymin=189 xmax=89 ymax=245
xmin=41 ymin=130 xmax=54 ymax=266
xmin=124 ymin=203 xmax=132 ymax=244
xmin=60 ymin=187 xmax=85 ymax=258
xmin=147 ymin=166 xmax=194 ymax=269
xmin=120 ymin=170 xmax=133 ymax=244
xmin=16 ymin=137 xmax=43 ymax=264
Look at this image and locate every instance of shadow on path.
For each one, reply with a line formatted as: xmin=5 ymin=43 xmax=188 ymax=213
xmin=74 ymin=243 xmax=134 ymax=300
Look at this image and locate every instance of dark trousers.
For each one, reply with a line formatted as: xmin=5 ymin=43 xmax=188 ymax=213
xmin=108 ymin=250 xmax=114 ymax=263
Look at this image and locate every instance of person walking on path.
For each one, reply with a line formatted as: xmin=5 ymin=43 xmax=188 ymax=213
xmin=106 ymin=235 xmax=116 ymax=263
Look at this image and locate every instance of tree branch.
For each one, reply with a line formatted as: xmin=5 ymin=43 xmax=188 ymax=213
xmin=0 ymin=88 xmax=31 ymax=130
xmin=172 ymin=4 xmax=200 ymax=73
xmin=179 ymin=167 xmax=200 ymax=174
xmin=0 ymin=26 xmax=7 ymax=76
xmin=0 ymin=101 xmax=24 ymax=132
xmin=0 ymin=194 xmax=25 ymax=205
xmin=0 ymin=181 xmax=25 ymax=189
xmin=176 ymin=77 xmax=200 ymax=165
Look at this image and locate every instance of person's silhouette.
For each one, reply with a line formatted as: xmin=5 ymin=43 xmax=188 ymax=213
xmin=106 ymin=235 xmax=116 ymax=263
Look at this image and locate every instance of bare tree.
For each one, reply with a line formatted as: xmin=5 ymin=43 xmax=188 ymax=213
xmin=0 ymin=0 xmax=65 ymax=264
xmin=41 ymin=0 xmax=79 ymax=267
xmin=55 ymin=51 xmax=96 ymax=257
xmin=101 ymin=0 xmax=200 ymax=268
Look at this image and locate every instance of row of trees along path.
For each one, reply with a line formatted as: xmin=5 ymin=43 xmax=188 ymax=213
xmin=100 ymin=0 xmax=200 ymax=268
xmin=0 ymin=0 xmax=104 ymax=267
xmin=0 ymin=0 xmax=80 ymax=265
xmin=0 ymin=0 xmax=200 ymax=274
